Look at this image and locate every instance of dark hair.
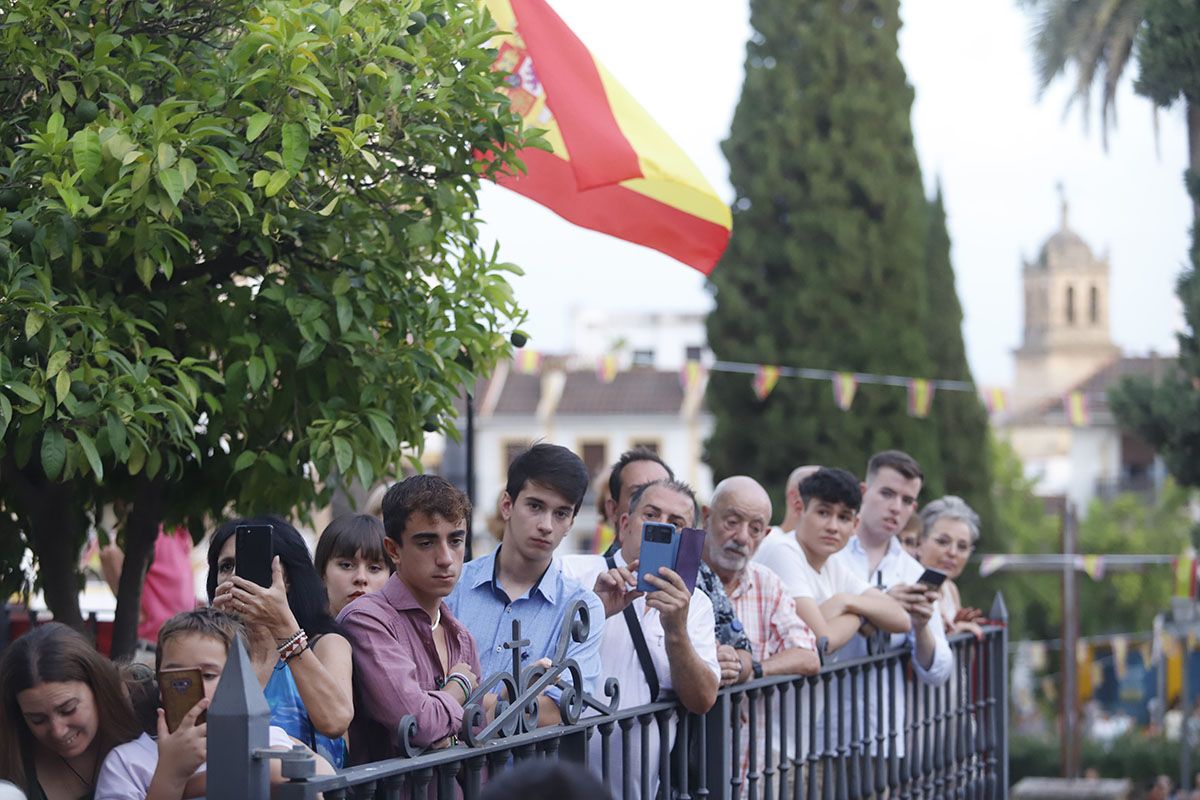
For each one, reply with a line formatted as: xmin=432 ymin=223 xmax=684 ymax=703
xmin=381 ymin=475 xmax=471 ymax=546
xmin=0 ymin=624 xmax=141 ymax=790
xmin=120 ymin=662 xmax=159 ymax=736
xmin=156 ymin=607 xmax=249 ymax=673
xmin=608 ymin=448 xmax=674 ymax=506
xmin=205 ymin=516 xmax=338 ymax=636
xmin=865 ymin=450 xmax=923 ymax=483
xmin=314 ymin=514 xmax=390 ymax=577
xmin=798 ymin=468 xmax=863 ymax=511
xmin=479 ymin=762 xmax=612 ymax=800
xmin=505 ymin=443 xmax=590 ymax=515
xmin=627 ymin=478 xmax=700 ymax=528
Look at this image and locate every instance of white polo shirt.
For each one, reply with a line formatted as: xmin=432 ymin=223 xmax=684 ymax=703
xmin=561 ymin=552 xmax=720 ymax=800
xmin=753 ymin=528 xmax=869 ymax=604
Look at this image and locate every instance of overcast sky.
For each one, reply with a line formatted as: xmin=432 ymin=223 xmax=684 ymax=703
xmin=475 ymin=0 xmax=1192 ymax=387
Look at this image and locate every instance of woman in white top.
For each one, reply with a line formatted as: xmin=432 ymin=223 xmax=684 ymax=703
xmin=917 ymin=496 xmax=985 ymax=638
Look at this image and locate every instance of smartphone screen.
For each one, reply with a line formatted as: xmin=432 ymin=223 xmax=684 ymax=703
xmin=637 ymin=522 xmax=679 ymax=593
xmin=160 ymin=668 xmax=206 ymax=733
xmin=235 ymin=523 xmax=274 ymax=588
xmin=916 ymin=568 xmax=948 ymax=590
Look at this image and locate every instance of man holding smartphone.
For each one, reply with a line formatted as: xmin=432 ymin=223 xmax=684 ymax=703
xmin=561 ymin=479 xmax=720 ymax=799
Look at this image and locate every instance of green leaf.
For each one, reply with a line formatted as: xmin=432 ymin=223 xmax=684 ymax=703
xmin=252 ymin=170 xmax=271 ymax=188
xmin=336 ymin=295 xmax=353 ymax=333
xmin=247 ymin=356 xmax=266 ymax=391
xmin=72 ymin=129 xmax=102 ymax=178
xmin=0 ymin=394 xmax=11 ymax=440
xmin=157 ymin=142 xmax=178 ymax=170
xmin=246 ymin=112 xmax=272 ymax=142
xmin=332 ymin=274 xmax=351 ymax=296
xmin=41 ymin=428 xmax=67 ymax=479
xmin=47 ymin=112 xmax=65 ymax=134
xmin=106 ymin=412 xmax=128 ymax=460
xmin=76 ymin=430 xmax=104 ymax=481
xmin=317 ymin=195 xmax=340 ymax=216
xmin=177 ymin=157 xmax=197 ymax=191
xmin=332 ymin=436 xmax=353 ymax=474
xmin=127 ymin=443 xmax=146 ymax=475
xmin=281 ymin=122 xmax=310 ymax=174
xmin=58 ymin=80 xmax=77 ymax=106
xmin=233 ymin=450 xmax=257 ymax=473
xmin=365 ymin=410 xmax=398 ymax=451
xmin=25 ymin=311 xmax=45 ymax=339
xmin=297 ymin=340 xmax=324 ymax=366
xmin=46 ymin=351 xmax=70 ymax=377
xmin=131 ymin=160 xmax=151 ymax=191
xmin=6 ymin=383 xmax=40 ymax=405
xmin=157 ymin=167 xmax=185 ymax=206
xmin=264 ymin=169 xmax=290 ymax=197
xmin=55 ymin=371 xmax=71 ymax=406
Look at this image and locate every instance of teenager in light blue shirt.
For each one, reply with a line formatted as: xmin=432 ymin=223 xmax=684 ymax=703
xmin=448 ymin=443 xmax=605 ymax=726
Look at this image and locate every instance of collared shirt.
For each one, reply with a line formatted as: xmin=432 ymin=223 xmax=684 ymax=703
xmin=447 ymin=547 xmax=606 ymax=698
xmin=337 ymin=574 xmax=480 ymax=762
xmin=560 ymin=551 xmax=721 ymax=800
xmin=696 ymin=562 xmax=753 ymax=653
xmin=829 ymin=535 xmax=954 ymax=757
xmin=727 ymin=562 xmax=817 ymax=659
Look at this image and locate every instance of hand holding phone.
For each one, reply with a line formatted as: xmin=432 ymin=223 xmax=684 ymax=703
xmin=637 ymin=522 xmax=679 ymax=593
xmin=916 ymin=568 xmax=948 ymax=590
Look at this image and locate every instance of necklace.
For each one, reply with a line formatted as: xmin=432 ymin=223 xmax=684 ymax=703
xmin=59 ymin=751 xmax=95 ymax=788
xmin=430 ymin=607 xmax=442 ymax=630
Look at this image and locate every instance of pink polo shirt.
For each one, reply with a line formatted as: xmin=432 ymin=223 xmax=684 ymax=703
xmin=138 ymin=526 xmax=196 ymax=642
xmin=337 ymin=574 xmax=480 ymax=762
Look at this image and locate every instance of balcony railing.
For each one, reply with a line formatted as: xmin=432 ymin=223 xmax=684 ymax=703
xmin=207 ymin=594 xmax=1010 ymax=800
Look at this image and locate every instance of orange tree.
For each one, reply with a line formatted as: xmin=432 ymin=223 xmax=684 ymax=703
xmin=0 ymin=0 xmax=531 ymax=656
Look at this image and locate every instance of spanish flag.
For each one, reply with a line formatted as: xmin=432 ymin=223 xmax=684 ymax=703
xmin=484 ymin=0 xmax=732 ymax=274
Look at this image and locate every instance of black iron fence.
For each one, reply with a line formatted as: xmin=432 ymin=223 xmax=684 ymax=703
xmin=207 ymin=594 xmax=1010 ymax=800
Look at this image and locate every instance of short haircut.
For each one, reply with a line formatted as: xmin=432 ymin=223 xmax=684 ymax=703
xmin=608 ymin=448 xmax=674 ymax=504
xmin=798 ymin=468 xmax=862 ymax=511
xmin=156 ymin=607 xmax=248 ymax=673
xmin=627 ymin=478 xmax=700 ymax=528
xmin=918 ymin=495 xmax=981 ymax=543
xmin=505 ymin=443 xmax=590 ymax=515
xmin=314 ymin=514 xmax=390 ymax=577
xmin=381 ymin=474 xmax=471 ymax=546
xmin=479 ymin=761 xmax=612 ymax=800
xmin=865 ymin=450 xmax=923 ymax=483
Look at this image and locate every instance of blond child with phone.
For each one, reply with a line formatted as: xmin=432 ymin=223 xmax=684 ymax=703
xmin=95 ymin=608 xmax=332 ymax=800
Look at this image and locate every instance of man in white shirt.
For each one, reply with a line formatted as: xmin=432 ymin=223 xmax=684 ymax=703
xmin=561 ymin=478 xmax=720 ymax=799
xmin=829 ymin=450 xmax=953 ymax=762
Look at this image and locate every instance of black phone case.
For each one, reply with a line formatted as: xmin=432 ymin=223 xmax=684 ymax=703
xmin=235 ymin=525 xmax=274 ymax=588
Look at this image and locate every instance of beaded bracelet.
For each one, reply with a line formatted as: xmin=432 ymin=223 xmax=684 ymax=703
xmin=277 ymin=629 xmax=308 ymax=662
xmin=445 ymin=672 xmax=472 ymax=697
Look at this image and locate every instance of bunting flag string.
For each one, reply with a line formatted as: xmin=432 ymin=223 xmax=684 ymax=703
xmin=596 ymin=354 xmax=618 ymax=384
xmin=1065 ymin=390 xmax=1090 ymax=427
xmin=752 ymin=365 xmax=781 ymax=400
xmin=907 ymin=378 xmax=935 ymax=418
xmin=832 ymin=372 xmax=858 ymax=411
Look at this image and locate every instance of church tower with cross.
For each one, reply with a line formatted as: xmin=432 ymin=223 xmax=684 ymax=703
xmin=1012 ymin=190 xmax=1121 ymax=410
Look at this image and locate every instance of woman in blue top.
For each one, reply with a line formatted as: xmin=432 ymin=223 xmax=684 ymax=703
xmin=206 ymin=517 xmax=351 ymax=769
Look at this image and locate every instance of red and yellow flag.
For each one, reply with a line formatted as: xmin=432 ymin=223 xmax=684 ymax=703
xmin=1064 ymin=391 xmax=1090 ymax=427
xmin=596 ymin=354 xmax=618 ymax=384
xmin=483 ymin=0 xmax=732 ymax=273
xmin=752 ymin=365 xmax=781 ymax=401
xmin=832 ymin=373 xmax=858 ymax=411
xmin=982 ymin=387 xmax=1008 ymax=416
xmin=906 ymin=378 xmax=935 ymax=418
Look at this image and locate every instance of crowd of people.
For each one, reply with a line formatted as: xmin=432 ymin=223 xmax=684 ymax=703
xmin=0 ymin=443 xmax=988 ymax=799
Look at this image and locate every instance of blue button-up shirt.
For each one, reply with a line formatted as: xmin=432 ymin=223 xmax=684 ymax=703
xmin=447 ymin=547 xmax=606 ymax=699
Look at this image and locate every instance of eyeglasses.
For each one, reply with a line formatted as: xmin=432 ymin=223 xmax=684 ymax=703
xmin=931 ymin=535 xmax=975 ymax=555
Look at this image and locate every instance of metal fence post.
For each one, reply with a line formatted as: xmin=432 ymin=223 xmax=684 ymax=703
xmin=705 ymin=690 xmax=732 ymax=800
xmin=990 ymin=593 xmax=1010 ymax=798
xmin=208 ymin=633 xmax=271 ymax=799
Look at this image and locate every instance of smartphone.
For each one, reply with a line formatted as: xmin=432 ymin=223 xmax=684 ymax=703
xmin=637 ymin=522 xmax=679 ymax=593
xmin=235 ymin=523 xmax=274 ymax=588
xmin=916 ymin=568 xmax=948 ymax=590
xmin=160 ymin=668 xmax=206 ymax=733
xmin=674 ymin=528 xmax=707 ymax=594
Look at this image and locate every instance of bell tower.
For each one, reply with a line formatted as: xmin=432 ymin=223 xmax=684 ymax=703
xmin=1012 ymin=188 xmax=1120 ymax=409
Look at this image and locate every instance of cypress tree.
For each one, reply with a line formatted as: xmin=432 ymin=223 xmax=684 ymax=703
xmin=922 ymin=185 xmax=996 ymax=544
xmin=706 ymin=0 xmax=944 ymax=504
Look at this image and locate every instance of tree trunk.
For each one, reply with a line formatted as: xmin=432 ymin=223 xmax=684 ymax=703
xmin=109 ymin=478 xmax=166 ymax=661
xmin=26 ymin=480 xmax=86 ymax=630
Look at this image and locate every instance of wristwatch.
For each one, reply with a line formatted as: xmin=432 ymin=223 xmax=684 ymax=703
xmin=751 ymin=659 xmax=764 ymax=680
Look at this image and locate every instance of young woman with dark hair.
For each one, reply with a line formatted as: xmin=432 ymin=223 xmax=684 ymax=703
xmin=0 ymin=623 xmax=141 ymax=800
xmin=313 ymin=514 xmax=391 ymax=617
xmin=205 ymin=516 xmax=353 ymax=768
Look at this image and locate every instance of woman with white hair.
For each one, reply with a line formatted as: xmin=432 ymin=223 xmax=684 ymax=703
xmin=917 ymin=495 xmax=985 ymax=637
